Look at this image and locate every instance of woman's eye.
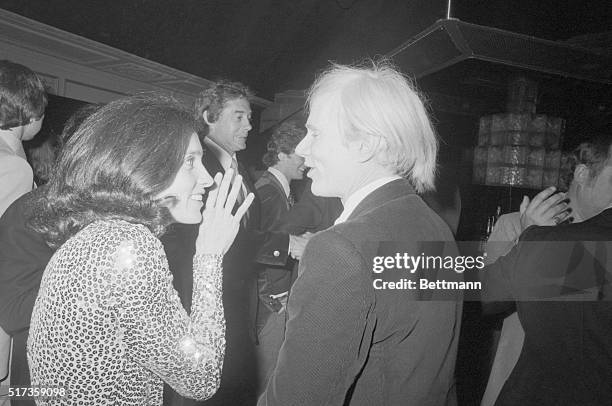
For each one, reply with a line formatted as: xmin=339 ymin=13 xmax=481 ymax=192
xmin=185 ymin=157 xmax=195 ymax=168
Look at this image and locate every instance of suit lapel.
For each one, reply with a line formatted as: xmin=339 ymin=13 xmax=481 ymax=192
xmin=202 ymin=144 xmax=225 ymax=177
xmin=260 ymin=171 xmax=290 ymax=210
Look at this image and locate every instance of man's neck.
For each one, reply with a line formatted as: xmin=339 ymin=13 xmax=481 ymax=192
xmin=271 ymin=164 xmax=291 ymax=183
xmin=340 ymin=166 xmax=396 ymax=204
xmin=203 ymin=137 xmax=234 ymax=170
xmin=268 ymin=166 xmax=290 ymax=198
xmin=567 ymin=185 xmax=587 ymax=223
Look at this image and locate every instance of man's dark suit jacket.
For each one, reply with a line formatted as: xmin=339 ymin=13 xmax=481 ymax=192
xmin=253 ymin=170 xmax=294 ymax=330
xmin=280 ymin=177 xmax=342 ymax=236
xmin=483 ymin=208 xmax=612 ymax=405
xmin=0 ymin=188 xmax=51 ymax=406
xmin=258 ymin=179 xmax=463 ymax=406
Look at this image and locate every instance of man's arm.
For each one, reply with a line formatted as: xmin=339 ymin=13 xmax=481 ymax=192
xmin=0 ymin=193 xmax=53 ymax=333
xmin=258 ymin=231 xmax=374 ymax=405
xmin=252 ymin=185 xmax=311 ymax=265
xmin=256 ymin=183 xmax=287 ymax=232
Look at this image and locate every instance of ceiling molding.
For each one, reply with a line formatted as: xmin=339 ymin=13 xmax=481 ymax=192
xmin=0 ymin=8 xmax=271 ymax=107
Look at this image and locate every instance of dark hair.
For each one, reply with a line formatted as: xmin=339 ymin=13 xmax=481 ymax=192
xmin=27 ymin=137 xmax=56 ymax=185
xmin=560 ymin=134 xmax=612 ymax=188
xmin=194 ymin=80 xmax=253 ymax=136
xmin=262 ymin=121 xmax=306 ymax=167
xmin=26 ymin=104 xmax=102 ymax=186
xmin=0 ymin=60 xmax=48 ymax=130
xmin=30 ymin=93 xmax=195 ymax=248
xmin=58 ymin=103 xmax=102 ymax=148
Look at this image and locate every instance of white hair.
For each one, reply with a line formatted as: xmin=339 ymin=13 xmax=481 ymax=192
xmin=307 ymin=60 xmax=438 ymax=193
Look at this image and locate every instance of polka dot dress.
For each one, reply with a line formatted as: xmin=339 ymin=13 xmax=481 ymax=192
xmin=27 ymin=220 xmax=225 ymax=405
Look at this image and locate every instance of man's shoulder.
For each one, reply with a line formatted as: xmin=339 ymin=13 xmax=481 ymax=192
xmin=0 ymin=142 xmax=14 ymax=156
xmin=302 ymin=229 xmax=368 ymax=275
xmin=308 ymin=227 xmax=366 ymax=255
xmin=351 ymin=192 xmax=453 ymax=240
xmin=255 ymin=171 xmax=275 ymax=189
xmin=0 ymin=153 xmax=32 ymax=174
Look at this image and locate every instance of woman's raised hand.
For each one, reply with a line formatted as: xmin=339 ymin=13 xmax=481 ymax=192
xmin=196 ymin=169 xmax=254 ymax=255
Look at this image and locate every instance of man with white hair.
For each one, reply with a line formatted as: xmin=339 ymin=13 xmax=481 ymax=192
xmin=258 ymin=62 xmax=463 ymax=405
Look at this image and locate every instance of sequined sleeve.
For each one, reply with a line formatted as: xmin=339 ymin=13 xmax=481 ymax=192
xmin=113 ymin=237 xmax=225 ymax=400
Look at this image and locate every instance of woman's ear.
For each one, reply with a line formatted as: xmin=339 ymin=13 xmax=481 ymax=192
xmin=203 ymin=110 xmax=214 ymax=126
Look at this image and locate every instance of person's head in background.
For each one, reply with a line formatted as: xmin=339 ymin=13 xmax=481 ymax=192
xmin=194 ymin=80 xmax=253 ymax=155
xmin=26 ymin=104 xmax=100 ymax=185
xmin=0 ymin=60 xmax=47 ymax=141
xmin=32 ymin=93 xmax=213 ymax=249
xmin=262 ymin=121 xmax=306 ymax=182
xmin=296 ymin=60 xmax=438 ymax=201
xmin=562 ymin=134 xmax=612 ymax=221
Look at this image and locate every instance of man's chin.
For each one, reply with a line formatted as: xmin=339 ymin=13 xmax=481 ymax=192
xmin=310 ymin=181 xmax=331 ymax=197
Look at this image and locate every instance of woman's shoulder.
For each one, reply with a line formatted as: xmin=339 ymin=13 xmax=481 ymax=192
xmin=70 ymin=219 xmax=162 ymax=254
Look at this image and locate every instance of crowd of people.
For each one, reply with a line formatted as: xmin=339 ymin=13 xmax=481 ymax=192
xmin=0 ymin=58 xmax=610 ymax=406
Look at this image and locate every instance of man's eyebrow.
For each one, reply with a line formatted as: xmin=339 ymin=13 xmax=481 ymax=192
xmin=185 ymin=149 xmax=203 ymax=156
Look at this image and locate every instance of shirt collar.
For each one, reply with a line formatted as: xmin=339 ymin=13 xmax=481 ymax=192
xmin=334 ymin=176 xmax=401 ymax=225
xmin=0 ymin=132 xmax=26 ymax=159
xmin=267 ymin=167 xmax=290 ymax=198
xmin=203 ymin=137 xmax=234 ymax=171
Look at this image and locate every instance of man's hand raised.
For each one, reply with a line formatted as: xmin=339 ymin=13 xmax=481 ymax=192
xmin=520 ymin=186 xmax=572 ymax=231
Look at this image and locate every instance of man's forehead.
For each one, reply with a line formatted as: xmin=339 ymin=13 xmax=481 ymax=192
xmin=306 ymin=99 xmax=333 ymax=127
xmin=223 ymin=98 xmax=251 ymax=114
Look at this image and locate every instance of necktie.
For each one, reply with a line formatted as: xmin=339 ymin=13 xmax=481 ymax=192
xmin=288 ymin=192 xmax=295 ymax=208
xmin=230 ymin=158 xmax=247 ymax=205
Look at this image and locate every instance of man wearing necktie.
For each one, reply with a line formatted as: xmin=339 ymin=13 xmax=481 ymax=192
xmin=252 ymin=121 xmax=307 ymax=393
xmin=162 ymin=80 xmax=310 ymax=406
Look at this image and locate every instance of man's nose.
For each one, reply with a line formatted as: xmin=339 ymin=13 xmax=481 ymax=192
xmin=295 ymin=136 xmax=309 ymax=157
xmin=199 ymin=165 xmax=214 ymax=188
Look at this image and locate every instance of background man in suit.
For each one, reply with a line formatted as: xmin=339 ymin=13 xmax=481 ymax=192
xmin=0 ymin=59 xmax=46 ymax=391
xmin=258 ymin=62 xmax=463 ymax=405
xmin=483 ymin=134 xmax=612 ymax=405
xmin=162 ymin=80 xmax=310 ymax=405
xmin=253 ymin=121 xmax=307 ymax=392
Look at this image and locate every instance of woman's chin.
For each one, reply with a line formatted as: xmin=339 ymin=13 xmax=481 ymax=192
xmin=169 ymin=211 xmax=203 ymax=225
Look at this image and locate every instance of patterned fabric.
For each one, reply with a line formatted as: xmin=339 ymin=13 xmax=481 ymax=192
xmin=27 ymin=220 xmax=225 ymax=405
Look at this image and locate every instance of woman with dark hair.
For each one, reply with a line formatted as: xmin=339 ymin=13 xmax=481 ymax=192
xmin=26 ymin=93 xmax=253 ymax=405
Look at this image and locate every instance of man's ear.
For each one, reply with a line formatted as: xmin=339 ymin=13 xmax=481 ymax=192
xmin=277 ymin=152 xmax=289 ymax=162
xmin=350 ymin=134 xmax=381 ymax=163
xmin=573 ymin=164 xmax=590 ymax=185
xmin=203 ymin=110 xmax=214 ymax=126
